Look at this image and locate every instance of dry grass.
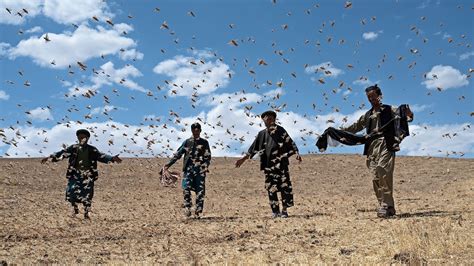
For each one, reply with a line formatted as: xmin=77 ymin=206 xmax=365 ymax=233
xmin=0 ymin=155 xmax=473 ymax=264
xmin=385 ymin=217 xmax=472 ymax=264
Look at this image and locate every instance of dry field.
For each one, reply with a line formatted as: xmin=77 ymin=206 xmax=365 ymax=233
xmin=1 ymin=155 xmax=473 ymax=264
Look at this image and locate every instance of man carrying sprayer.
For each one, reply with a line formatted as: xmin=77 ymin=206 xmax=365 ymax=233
xmin=163 ymin=122 xmax=211 ymax=219
xmin=340 ymin=85 xmax=413 ymax=218
xmin=235 ymin=110 xmax=302 ymax=218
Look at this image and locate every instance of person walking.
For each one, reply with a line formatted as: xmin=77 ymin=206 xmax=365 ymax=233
xmin=41 ymin=129 xmax=122 ymax=219
xmin=235 ymin=110 xmax=301 ymax=218
xmin=164 ymin=122 xmax=211 ymax=218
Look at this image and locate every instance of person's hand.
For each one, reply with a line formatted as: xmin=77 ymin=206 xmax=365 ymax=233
xmin=163 ymin=165 xmax=169 ymax=171
xmin=111 ymin=155 xmax=122 ymax=163
xmin=41 ymin=157 xmax=49 ymax=164
xmin=296 ymin=154 xmax=302 ymax=163
xmin=235 ymin=157 xmax=247 ymax=168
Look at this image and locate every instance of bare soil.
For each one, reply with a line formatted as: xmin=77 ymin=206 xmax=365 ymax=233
xmin=1 ymin=155 xmax=473 ymax=264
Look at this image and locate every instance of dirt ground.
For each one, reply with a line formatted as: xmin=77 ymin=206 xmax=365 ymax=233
xmin=1 ymin=155 xmax=473 ymax=264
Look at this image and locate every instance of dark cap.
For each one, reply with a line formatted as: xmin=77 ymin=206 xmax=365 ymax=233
xmin=260 ymin=110 xmax=277 ymax=119
xmin=365 ymin=84 xmax=382 ymax=95
xmin=76 ymin=129 xmax=91 ymax=138
xmin=191 ymin=122 xmax=201 ymax=130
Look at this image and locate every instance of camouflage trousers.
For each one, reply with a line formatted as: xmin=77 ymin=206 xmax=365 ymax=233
xmin=264 ymin=167 xmax=294 ymax=213
xmin=182 ymin=171 xmax=206 ymax=213
xmin=66 ymin=171 xmax=95 ymax=208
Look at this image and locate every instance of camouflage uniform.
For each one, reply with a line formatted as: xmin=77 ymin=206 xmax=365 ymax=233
xmin=50 ymin=144 xmax=113 ymax=211
xmin=247 ymin=125 xmax=299 ymax=214
xmin=165 ymin=137 xmax=211 ymax=214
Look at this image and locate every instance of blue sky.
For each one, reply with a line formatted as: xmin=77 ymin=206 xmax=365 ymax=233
xmin=0 ymin=0 xmax=472 ymax=158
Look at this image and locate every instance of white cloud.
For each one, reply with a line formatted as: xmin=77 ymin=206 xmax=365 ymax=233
xmin=203 ymin=88 xmax=283 ymax=108
xmin=434 ymin=31 xmax=452 ymax=41
xmin=0 ymin=90 xmax=10 ymax=100
xmin=113 ymin=23 xmax=133 ymax=34
xmin=59 ymin=80 xmax=72 ymax=87
xmin=153 ymin=52 xmax=233 ymax=97
xmin=42 ymin=0 xmax=112 ymax=25
xmin=3 ymin=85 xmax=366 ymax=157
xmin=25 ymin=26 xmax=43 ymax=34
xmin=1 ymin=115 xmax=247 ymax=158
xmin=9 ymin=25 xmax=136 ymax=68
xmin=0 ymin=42 xmax=12 ymax=57
xmin=0 ymin=0 xmax=111 ymax=25
xmin=143 ymin=114 xmax=163 ymax=122
xmin=190 ymin=49 xmax=216 ymax=59
xmin=417 ymin=0 xmax=431 ymax=9
xmin=459 ymin=51 xmax=474 ymax=61
xmin=91 ymin=105 xmax=115 ymax=115
xmin=65 ymin=61 xmax=146 ymax=97
xmin=305 ymin=61 xmax=344 ymax=78
xmin=276 ymin=112 xmax=324 ymax=141
xmin=342 ymin=90 xmax=352 ymax=96
xmin=0 ymin=88 xmax=273 ymax=157
xmin=119 ymin=48 xmax=144 ymax=61
xmin=409 ymin=104 xmax=432 ymax=113
xmin=316 ymin=110 xmax=367 ymax=133
xmin=90 ymin=105 xmax=127 ymax=115
xmin=205 ymin=91 xmax=263 ymax=107
xmin=66 ymin=86 xmax=96 ymax=98
xmin=26 ymin=107 xmax=53 ymax=121
xmin=352 ymin=77 xmax=375 ymax=87
xmin=0 ymin=0 xmax=42 ymax=25
xmin=362 ymin=31 xmax=379 ymax=41
xmin=263 ymin=88 xmax=284 ymax=99
xmin=94 ymin=61 xmax=145 ymax=92
xmin=422 ymin=65 xmax=469 ymax=90
xmin=1 ymin=121 xmax=184 ymax=158
xmin=3 ymin=102 xmax=472 ymax=158
xmin=401 ymin=123 xmax=474 ymax=157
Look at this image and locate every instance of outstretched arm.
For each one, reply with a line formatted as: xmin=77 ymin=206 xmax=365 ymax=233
xmin=111 ymin=155 xmax=122 ymax=163
xmin=94 ymin=150 xmax=112 ymax=164
xmin=41 ymin=145 xmax=73 ymax=164
xmin=235 ymin=154 xmax=250 ymax=168
xmin=85 ymin=145 xmax=121 ymax=164
xmin=341 ymin=114 xmax=366 ymax=133
xmin=235 ymin=133 xmax=260 ymax=168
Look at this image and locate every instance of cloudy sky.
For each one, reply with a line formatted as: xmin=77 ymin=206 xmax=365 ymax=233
xmin=0 ymin=0 xmax=472 ymax=158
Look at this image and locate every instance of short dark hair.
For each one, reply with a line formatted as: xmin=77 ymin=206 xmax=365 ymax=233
xmin=76 ymin=129 xmax=90 ymax=137
xmin=191 ymin=122 xmax=201 ymax=130
xmin=261 ymin=110 xmax=277 ymax=119
xmin=365 ymin=84 xmax=382 ymax=96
